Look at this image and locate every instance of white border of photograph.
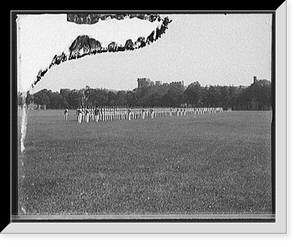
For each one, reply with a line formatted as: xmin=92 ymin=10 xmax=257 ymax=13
xmin=1 ymin=1 xmax=287 ymax=234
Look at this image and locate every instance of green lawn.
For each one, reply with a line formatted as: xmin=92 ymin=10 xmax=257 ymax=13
xmin=17 ymin=110 xmax=272 ymax=216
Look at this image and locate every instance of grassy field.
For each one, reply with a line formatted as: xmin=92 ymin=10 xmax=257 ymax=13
xmin=17 ymin=110 xmax=272 ymax=216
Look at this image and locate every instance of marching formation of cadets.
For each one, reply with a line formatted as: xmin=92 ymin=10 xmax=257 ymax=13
xmin=63 ymin=106 xmax=224 ymax=123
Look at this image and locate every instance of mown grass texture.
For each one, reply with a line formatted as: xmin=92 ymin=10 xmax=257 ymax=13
xmin=17 ymin=110 xmax=272 ymax=215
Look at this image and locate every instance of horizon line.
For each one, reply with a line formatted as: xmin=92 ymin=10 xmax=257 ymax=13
xmin=22 ymin=78 xmax=271 ymax=94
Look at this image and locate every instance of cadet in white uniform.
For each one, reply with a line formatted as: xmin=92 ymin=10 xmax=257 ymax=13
xmin=95 ymin=107 xmax=100 ymax=122
xmin=85 ymin=108 xmax=90 ymax=123
xmin=150 ymin=108 xmax=154 ymax=118
xmin=64 ymin=109 xmax=68 ymax=121
xmin=128 ymin=107 xmax=132 ymax=121
xmin=77 ymin=108 xmax=83 ymax=123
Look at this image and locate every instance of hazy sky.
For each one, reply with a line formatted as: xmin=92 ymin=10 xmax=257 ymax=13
xmin=24 ymin=13 xmax=272 ymax=93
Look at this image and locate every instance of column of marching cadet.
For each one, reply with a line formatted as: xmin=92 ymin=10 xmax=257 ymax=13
xmin=71 ymin=106 xmax=224 ymax=123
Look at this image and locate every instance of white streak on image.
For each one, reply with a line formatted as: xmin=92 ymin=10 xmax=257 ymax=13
xmin=20 ymin=94 xmax=27 ymax=153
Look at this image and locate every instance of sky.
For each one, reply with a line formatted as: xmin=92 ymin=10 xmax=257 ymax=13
xmin=17 ymin=13 xmax=272 ymax=93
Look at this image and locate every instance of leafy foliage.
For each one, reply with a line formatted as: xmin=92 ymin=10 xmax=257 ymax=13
xmin=20 ymin=79 xmax=272 ymax=110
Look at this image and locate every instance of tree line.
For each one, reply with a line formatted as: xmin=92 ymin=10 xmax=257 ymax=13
xmin=18 ymin=79 xmax=272 ymax=110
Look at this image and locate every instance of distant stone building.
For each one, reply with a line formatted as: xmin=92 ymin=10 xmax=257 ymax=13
xmin=170 ymin=81 xmax=184 ymax=87
xmin=137 ymin=78 xmax=151 ymax=88
xmin=253 ymin=76 xmax=257 ymax=83
xmin=137 ymin=78 xmax=184 ymax=88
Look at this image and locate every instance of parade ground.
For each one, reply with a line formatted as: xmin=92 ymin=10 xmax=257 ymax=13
xmin=17 ymin=110 xmax=272 ymax=216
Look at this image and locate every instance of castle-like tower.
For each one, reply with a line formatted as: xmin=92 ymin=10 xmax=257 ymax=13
xmin=137 ymin=78 xmax=184 ymax=88
xmin=170 ymin=81 xmax=184 ymax=87
xmin=253 ymin=76 xmax=257 ymax=83
xmin=137 ymin=78 xmax=151 ymax=88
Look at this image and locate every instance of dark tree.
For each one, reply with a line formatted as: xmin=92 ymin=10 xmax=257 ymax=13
xmin=184 ymin=81 xmax=202 ymax=107
xmin=67 ymin=90 xmax=82 ymax=109
xmin=48 ymin=92 xmax=70 ymax=109
xmin=164 ymin=84 xmax=184 ymax=107
xmin=33 ymin=89 xmax=50 ymax=106
xmin=126 ymin=91 xmax=137 ymax=107
xmin=17 ymin=92 xmax=24 ymax=107
xmin=115 ymin=90 xmax=127 ymax=106
xmin=25 ymin=91 xmax=34 ymax=106
xmin=248 ymin=79 xmax=272 ymax=110
xmin=107 ymin=91 xmax=117 ymax=106
xmin=87 ymin=88 xmax=109 ymax=107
